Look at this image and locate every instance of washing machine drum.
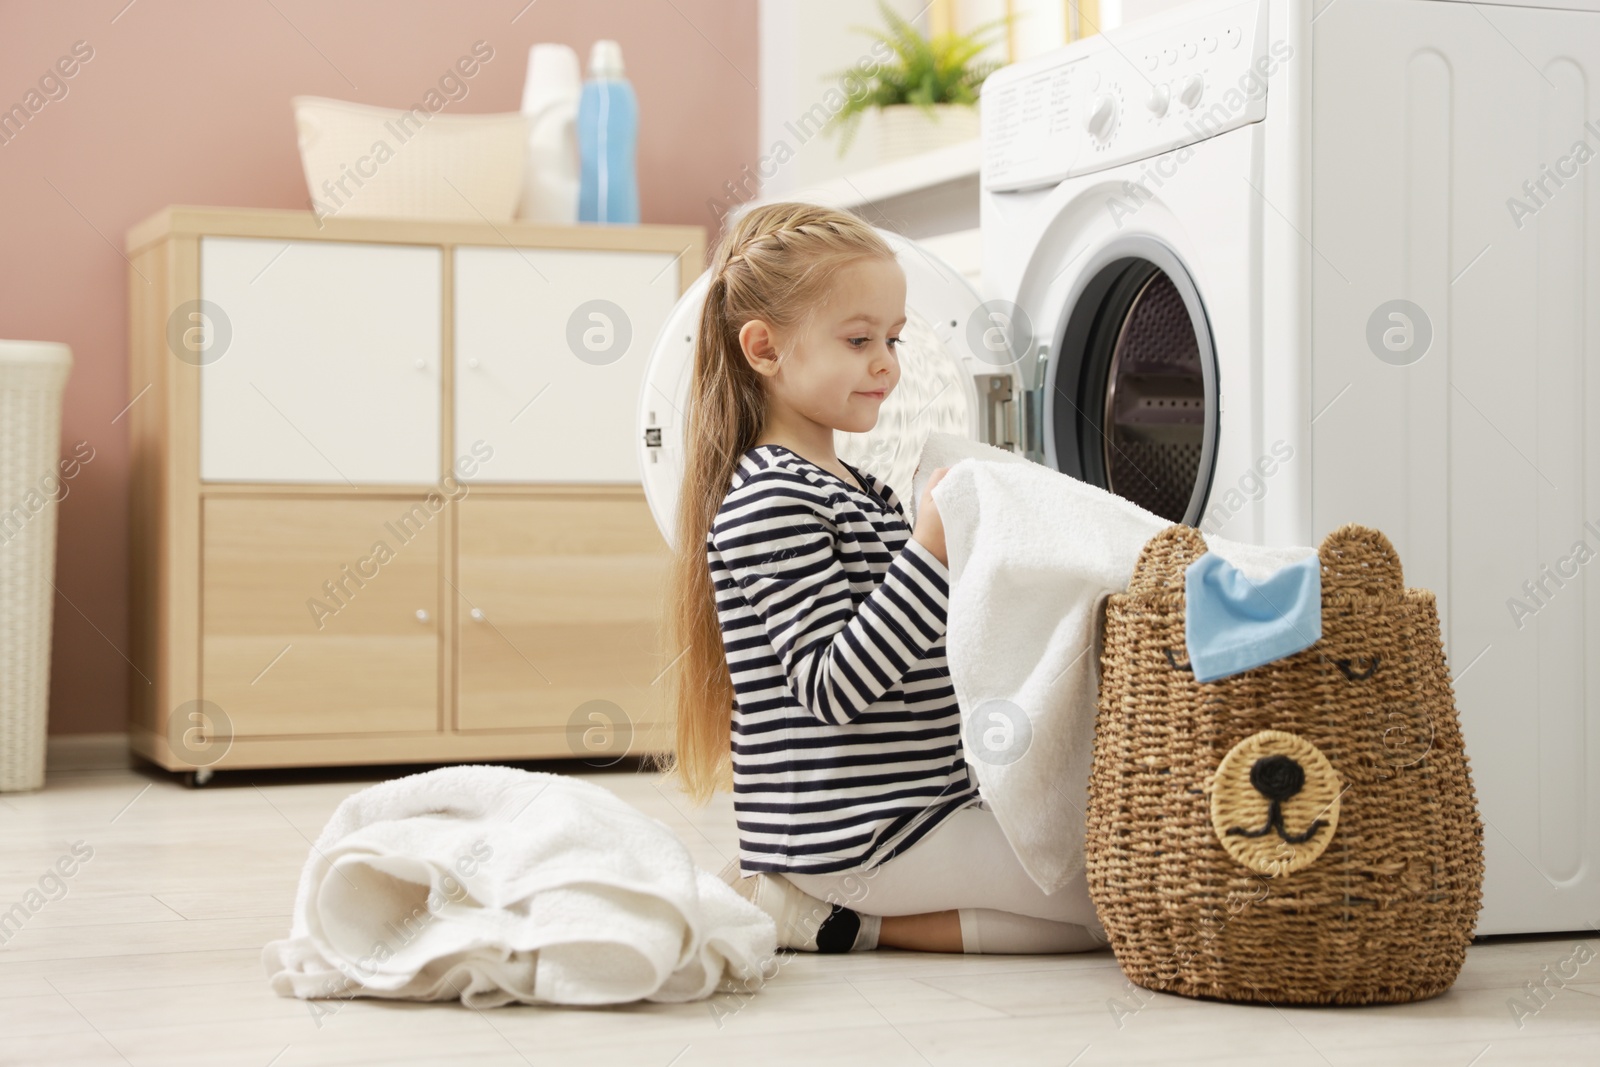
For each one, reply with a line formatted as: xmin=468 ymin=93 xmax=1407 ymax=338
xmin=1048 ymin=251 xmax=1220 ymax=529
xmin=636 ymin=229 xmax=1000 ymax=549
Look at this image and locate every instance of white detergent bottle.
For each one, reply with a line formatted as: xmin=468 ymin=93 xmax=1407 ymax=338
xmin=577 ymin=39 xmax=640 ymax=224
xmin=515 ymin=43 xmax=581 ymax=223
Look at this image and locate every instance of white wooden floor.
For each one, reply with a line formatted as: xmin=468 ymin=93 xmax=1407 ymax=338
xmin=2 ymin=737 xmax=1597 ymax=1067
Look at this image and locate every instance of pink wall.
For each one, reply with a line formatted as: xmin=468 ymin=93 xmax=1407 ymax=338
xmin=0 ymin=0 xmax=757 ymax=735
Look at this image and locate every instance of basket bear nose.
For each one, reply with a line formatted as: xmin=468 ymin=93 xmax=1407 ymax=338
xmin=1249 ymin=754 xmax=1305 ymax=802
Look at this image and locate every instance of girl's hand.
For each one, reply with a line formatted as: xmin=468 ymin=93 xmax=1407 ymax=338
xmin=913 ymin=467 xmax=951 ymax=566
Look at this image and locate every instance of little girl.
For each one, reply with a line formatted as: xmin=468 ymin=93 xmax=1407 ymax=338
xmin=660 ymin=202 xmax=1105 ymax=956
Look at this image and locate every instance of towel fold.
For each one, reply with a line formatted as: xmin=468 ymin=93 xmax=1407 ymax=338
xmin=261 ymin=764 xmax=777 ymax=1008
xmin=911 ymin=432 xmax=1314 ymax=896
xmin=1184 ymin=550 xmax=1322 ymax=682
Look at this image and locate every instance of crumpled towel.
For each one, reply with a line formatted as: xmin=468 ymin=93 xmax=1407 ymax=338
xmin=261 ymin=764 xmax=776 ymax=1008
xmin=910 ymin=431 xmax=1313 ymax=896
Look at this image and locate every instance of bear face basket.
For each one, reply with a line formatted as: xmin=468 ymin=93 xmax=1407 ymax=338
xmin=1085 ymin=523 xmax=1485 ymax=1005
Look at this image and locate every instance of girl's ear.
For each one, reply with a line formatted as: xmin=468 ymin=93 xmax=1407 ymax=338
xmin=739 ymin=318 xmax=783 ymax=378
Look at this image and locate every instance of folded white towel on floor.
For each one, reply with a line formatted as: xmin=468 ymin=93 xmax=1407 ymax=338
xmin=261 ymin=765 xmax=776 ymax=1009
xmin=910 ymin=432 xmax=1312 ymax=896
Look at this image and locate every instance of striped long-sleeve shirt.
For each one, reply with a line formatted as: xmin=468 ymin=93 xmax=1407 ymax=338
xmin=708 ymin=442 xmax=980 ymax=876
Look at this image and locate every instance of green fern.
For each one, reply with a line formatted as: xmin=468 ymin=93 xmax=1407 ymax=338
xmin=823 ymin=0 xmax=1011 ymax=157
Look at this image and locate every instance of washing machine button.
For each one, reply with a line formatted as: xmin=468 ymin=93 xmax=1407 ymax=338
xmin=1147 ymin=83 xmax=1172 ymax=117
xmin=1087 ymin=94 xmax=1118 ymax=142
xmin=1179 ymin=75 xmax=1205 ymax=110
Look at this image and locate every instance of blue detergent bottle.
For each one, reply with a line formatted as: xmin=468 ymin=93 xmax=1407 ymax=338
xmin=577 ymin=39 xmax=639 ymax=224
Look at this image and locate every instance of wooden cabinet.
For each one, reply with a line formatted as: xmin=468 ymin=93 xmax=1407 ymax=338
xmin=125 ymin=206 xmax=701 ymax=775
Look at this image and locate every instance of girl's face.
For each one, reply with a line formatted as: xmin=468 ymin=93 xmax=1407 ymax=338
xmin=739 ymin=255 xmax=907 ymax=435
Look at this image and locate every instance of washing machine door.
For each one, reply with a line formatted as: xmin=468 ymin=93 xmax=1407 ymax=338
xmin=637 ymin=229 xmax=1026 ymax=548
xmin=1042 ymin=236 xmax=1220 ymax=527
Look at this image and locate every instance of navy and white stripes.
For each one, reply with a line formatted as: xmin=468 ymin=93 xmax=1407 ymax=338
xmin=708 ymin=443 xmax=980 ymax=876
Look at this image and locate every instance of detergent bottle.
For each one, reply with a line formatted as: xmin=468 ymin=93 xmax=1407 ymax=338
xmin=515 ymin=43 xmax=581 ymax=223
xmin=577 ymin=39 xmax=640 ymax=224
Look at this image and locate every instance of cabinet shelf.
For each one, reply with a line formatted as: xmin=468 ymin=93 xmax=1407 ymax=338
xmin=125 ymin=206 xmax=704 ymax=774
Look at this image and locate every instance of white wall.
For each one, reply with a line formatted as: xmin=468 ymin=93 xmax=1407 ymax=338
xmin=757 ymin=0 xmax=1143 ymax=199
xmin=1120 ymin=0 xmax=1195 ymax=22
xmin=756 ymin=0 xmax=916 ymax=196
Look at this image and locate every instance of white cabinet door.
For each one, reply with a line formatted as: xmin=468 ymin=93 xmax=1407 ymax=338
xmin=454 ymin=246 xmax=680 ymax=482
xmin=198 ymin=237 xmax=442 ymax=483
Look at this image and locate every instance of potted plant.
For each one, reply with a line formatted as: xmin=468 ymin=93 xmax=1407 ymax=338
xmin=823 ymin=0 xmax=1010 ymax=162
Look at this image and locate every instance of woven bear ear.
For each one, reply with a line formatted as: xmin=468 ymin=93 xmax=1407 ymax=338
xmin=1127 ymin=523 xmax=1209 ymax=595
xmin=1318 ymin=523 xmax=1405 ymax=599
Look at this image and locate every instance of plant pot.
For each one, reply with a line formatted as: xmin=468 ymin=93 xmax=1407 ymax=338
xmin=875 ymin=103 xmax=980 ymax=164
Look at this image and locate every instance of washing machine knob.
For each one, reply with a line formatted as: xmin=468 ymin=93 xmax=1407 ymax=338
xmin=1147 ymin=83 xmax=1171 ymax=117
xmin=1086 ymin=93 xmax=1118 ymax=141
xmin=1179 ymin=74 xmax=1205 ymax=109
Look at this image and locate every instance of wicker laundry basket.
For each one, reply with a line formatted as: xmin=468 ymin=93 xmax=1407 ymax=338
xmin=1085 ymin=523 xmax=1484 ymax=1005
xmin=0 ymin=340 xmax=73 ymax=792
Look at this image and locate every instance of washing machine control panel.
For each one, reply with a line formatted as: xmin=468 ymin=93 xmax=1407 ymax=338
xmin=983 ymin=0 xmax=1273 ymax=192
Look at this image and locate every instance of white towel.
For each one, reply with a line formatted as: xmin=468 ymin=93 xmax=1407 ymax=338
xmin=910 ymin=432 xmax=1312 ymax=896
xmin=261 ymin=765 xmax=776 ymax=1008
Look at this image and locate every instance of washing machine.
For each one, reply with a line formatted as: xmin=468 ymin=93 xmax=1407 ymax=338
xmin=640 ymin=0 xmax=1600 ymax=936
xmin=983 ymin=0 xmax=1600 ymax=936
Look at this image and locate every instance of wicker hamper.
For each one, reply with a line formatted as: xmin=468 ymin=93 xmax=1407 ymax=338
xmin=1085 ymin=523 xmax=1485 ymax=1005
xmin=0 ymin=340 xmax=73 ymax=792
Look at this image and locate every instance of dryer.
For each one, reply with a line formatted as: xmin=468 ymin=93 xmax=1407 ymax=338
xmin=639 ymin=0 xmax=1600 ymax=935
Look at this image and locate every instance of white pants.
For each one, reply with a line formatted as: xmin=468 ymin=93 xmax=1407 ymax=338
xmin=784 ymin=797 xmax=1108 ymax=953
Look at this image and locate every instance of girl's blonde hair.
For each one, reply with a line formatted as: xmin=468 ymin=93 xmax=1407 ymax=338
xmin=649 ymin=202 xmax=896 ymax=806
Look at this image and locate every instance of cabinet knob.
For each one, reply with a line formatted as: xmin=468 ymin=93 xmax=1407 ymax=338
xmin=467 ymin=358 xmax=481 ymax=370
xmin=469 ymin=608 xmax=485 ymax=622
xmin=415 ymin=608 xmax=430 ymax=623
xmin=414 ymin=358 xmax=429 ymax=371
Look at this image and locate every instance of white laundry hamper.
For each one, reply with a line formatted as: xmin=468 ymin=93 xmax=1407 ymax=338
xmin=0 ymin=340 xmax=72 ymax=792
